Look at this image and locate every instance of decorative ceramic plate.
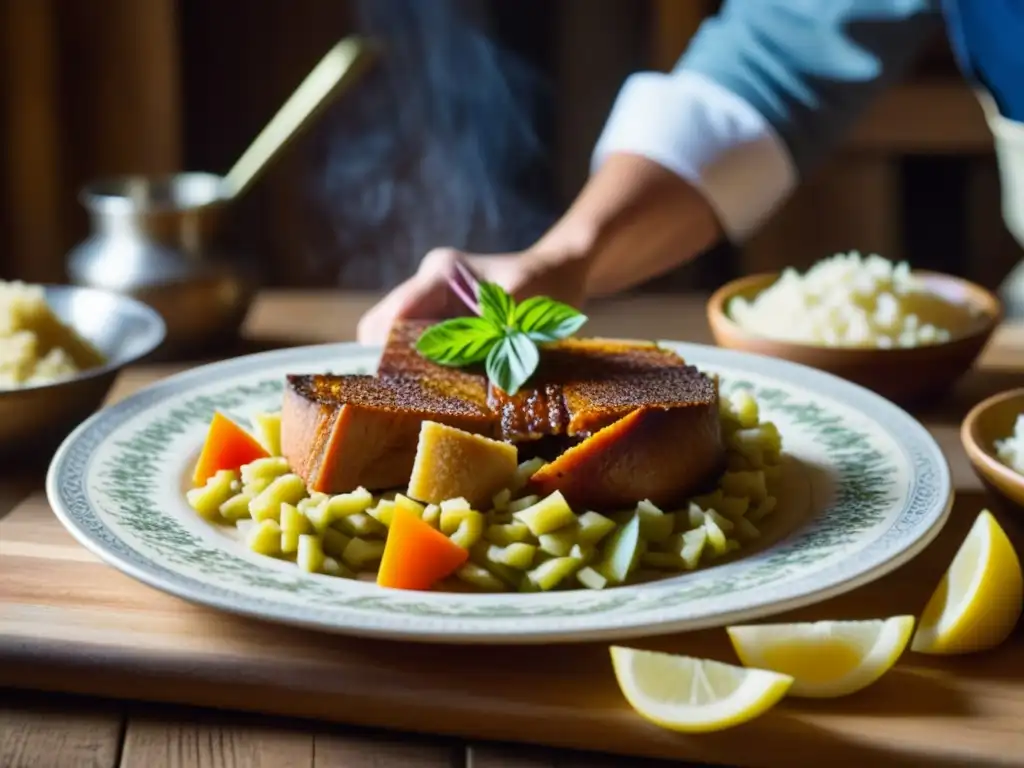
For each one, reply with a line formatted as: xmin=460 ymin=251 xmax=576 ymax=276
xmin=47 ymin=341 xmax=952 ymax=644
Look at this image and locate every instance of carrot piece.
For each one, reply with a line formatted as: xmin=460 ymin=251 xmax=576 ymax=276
xmin=192 ymin=412 xmax=271 ymax=487
xmin=377 ymin=507 xmax=469 ymax=590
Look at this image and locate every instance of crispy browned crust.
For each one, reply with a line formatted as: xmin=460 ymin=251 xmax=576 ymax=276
xmin=376 ymin=320 xmax=490 ymax=410
xmin=379 ymin=320 xmax=693 ymax=443
xmin=280 ymin=373 xmax=495 ymax=494
xmin=282 ymin=319 xmax=723 ymax=502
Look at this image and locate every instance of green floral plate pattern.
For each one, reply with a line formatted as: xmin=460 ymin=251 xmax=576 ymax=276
xmin=46 ymin=341 xmax=952 ymax=644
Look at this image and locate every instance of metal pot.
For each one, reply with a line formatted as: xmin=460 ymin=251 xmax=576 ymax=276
xmin=66 ymin=172 xmax=259 ymax=358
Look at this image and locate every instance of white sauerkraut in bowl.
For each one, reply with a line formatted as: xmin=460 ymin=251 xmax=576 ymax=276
xmin=727 ymin=252 xmax=980 ymax=349
xmin=995 ymin=415 xmax=1024 ymax=475
xmin=0 ymin=280 xmax=105 ymax=389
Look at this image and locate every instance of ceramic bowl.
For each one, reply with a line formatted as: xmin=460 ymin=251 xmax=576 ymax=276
xmin=962 ymin=387 xmax=1024 ymax=509
xmin=707 ymin=271 xmax=1002 ymax=404
xmin=0 ymin=285 xmax=165 ymax=458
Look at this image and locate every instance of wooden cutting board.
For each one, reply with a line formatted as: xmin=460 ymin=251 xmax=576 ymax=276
xmin=4 ymin=489 xmax=1024 ymax=768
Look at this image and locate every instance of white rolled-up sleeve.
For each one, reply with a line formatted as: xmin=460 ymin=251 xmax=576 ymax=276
xmin=591 ymin=70 xmax=798 ymax=243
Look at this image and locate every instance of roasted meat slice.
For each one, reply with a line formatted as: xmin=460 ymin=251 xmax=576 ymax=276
xmin=376 ymin=319 xmax=490 ymax=409
xmin=527 ymin=368 xmax=725 ymax=511
xmin=280 ymin=374 xmax=496 ymax=494
xmin=360 ymin=318 xmax=725 ymax=508
xmin=486 ymin=338 xmax=688 ymax=442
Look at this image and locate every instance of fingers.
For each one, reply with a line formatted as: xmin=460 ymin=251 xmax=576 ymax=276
xmin=355 ymin=248 xmax=474 ymax=345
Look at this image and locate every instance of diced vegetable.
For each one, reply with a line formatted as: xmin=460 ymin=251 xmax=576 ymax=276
xmin=569 ymin=543 xmax=596 ymax=563
xmin=720 ymin=470 xmax=768 ymax=502
xmin=507 ymin=494 xmax=540 ymax=514
xmin=538 ymin=527 xmax=578 ymax=557
xmin=394 ymin=494 xmax=425 ymax=518
xmin=440 ymin=497 xmax=471 ymax=514
xmin=367 ymin=499 xmax=396 ymax=527
xmin=280 ymin=502 xmax=310 ymax=534
xmin=636 ymin=499 xmax=673 ymax=542
xmin=705 ymin=509 xmax=735 ymax=533
xmin=193 ymin=412 xmax=270 ymax=487
xmin=325 ymin=488 xmax=374 ymax=518
xmin=253 ymin=411 xmax=282 ymax=456
xmin=246 ymin=519 xmax=282 ymax=556
xmin=377 ymin=508 xmax=470 ymax=590
xmin=491 ymin=488 xmax=512 ymax=512
xmin=596 ymin=512 xmax=641 ymax=585
xmin=303 ymin=498 xmax=332 ymax=532
xmin=576 ymin=511 xmax=617 ymax=545
xmin=512 ymin=457 xmax=546 ymax=490
xmin=487 ymin=542 xmax=537 ymax=570
xmin=468 ymin=542 xmax=523 ymax=588
xmin=322 ymin=556 xmax=355 ymax=578
xmin=703 ymin=515 xmax=729 ymax=557
xmin=241 ymin=456 xmax=290 ymax=489
xmin=526 ymin=556 xmax=582 ymax=591
xmin=717 ymin=495 xmax=750 ymax=519
xmin=321 ymin=528 xmax=351 ymax=559
xmin=218 ymin=491 xmax=253 ymax=522
xmin=336 ymin=512 xmax=386 ymax=538
xmin=680 ymin=527 xmax=707 ymax=569
xmin=342 ymin=537 xmax=386 ymax=571
xmin=421 ymin=503 xmax=441 ymax=528
xmin=280 ymin=502 xmax=312 ymax=554
xmin=690 ymin=490 xmax=723 ymax=510
xmin=248 ymin=474 xmax=307 ymax=522
xmin=684 ymin=502 xmax=705 ymax=529
xmin=484 ymin=521 xmax=532 ymax=546
xmin=576 ymin=566 xmax=607 ymax=590
xmin=448 ymin=510 xmax=484 ymax=550
xmin=297 ymin=534 xmax=325 ymax=572
xmin=186 ymin=469 xmax=239 ymax=519
xmin=513 ymin=491 xmax=576 ymax=536
xmin=455 ymin=563 xmax=507 ymax=592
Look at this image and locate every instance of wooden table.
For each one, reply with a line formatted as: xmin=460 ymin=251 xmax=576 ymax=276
xmin=4 ymin=290 xmax=1024 ymax=768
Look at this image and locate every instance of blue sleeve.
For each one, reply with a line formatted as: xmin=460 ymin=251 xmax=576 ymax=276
xmin=679 ymin=0 xmax=946 ymax=176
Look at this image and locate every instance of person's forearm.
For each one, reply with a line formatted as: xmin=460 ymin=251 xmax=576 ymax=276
xmin=530 ymin=153 xmax=723 ymax=298
xmin=530 ymin=0 xmax=946 ymax=302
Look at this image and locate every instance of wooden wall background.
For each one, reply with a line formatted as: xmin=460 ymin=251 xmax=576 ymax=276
xmin=0 ymin=0 xmax=1018 ymax=292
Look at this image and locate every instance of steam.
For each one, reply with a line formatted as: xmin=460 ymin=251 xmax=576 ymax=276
xmin=315 ymin=0 xmax=555 ymax=289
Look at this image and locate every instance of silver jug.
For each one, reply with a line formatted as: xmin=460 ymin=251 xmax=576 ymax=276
xmin=66 ymin=172 xmax=258 ymax=357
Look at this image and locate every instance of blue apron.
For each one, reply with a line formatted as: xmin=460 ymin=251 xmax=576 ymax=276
xmin=945 ymin=0 xmax=1024 ymax=121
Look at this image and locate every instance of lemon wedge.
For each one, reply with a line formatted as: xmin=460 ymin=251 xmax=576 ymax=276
xmin=726 ymin=616 xmax=914 ymax=698
xmin=609 ymin=646 xmax=792 ymax=733
xmin=911 ymin=510 xmax=1024 ymax=655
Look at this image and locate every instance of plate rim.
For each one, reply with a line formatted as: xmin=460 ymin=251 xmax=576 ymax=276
xmin=45 ymin=340 xmax=954 ymax=644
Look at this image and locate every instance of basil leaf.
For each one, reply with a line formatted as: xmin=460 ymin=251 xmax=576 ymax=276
xmin=477 ymin=281 xmax=516 ymax=327
xmin=485 ymin=331 xmax=539 ymax=396
xmin=415 ymin=317 xmax=502 ymax=366
xmin=513 ymin=296 xmax=588 ymax=342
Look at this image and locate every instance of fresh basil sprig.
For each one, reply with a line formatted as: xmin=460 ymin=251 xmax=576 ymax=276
xmin=415 ymin=282 xmax=587 ymax=396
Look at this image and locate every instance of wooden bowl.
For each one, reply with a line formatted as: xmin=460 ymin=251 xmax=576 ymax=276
xmin=707 ymin=271 xmax=1002 ymax=405
xmin=962 ymin=388 xmax=1024 ymax=510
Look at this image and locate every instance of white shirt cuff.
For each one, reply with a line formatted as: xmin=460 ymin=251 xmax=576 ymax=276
xmin=591 ymin=71 xmax=798 ymax=243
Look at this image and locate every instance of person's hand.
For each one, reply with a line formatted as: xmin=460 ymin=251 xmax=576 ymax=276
xmin=356 ymin=246 xmax=591 ymax=345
